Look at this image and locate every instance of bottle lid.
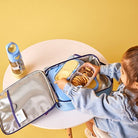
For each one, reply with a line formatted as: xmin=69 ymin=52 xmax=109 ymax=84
xmin=6 ymin=42 xmax=22 ymax=63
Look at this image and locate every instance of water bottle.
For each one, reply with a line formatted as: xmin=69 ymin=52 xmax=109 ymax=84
xmin=6 ymin=42 xmax=25 ymax=78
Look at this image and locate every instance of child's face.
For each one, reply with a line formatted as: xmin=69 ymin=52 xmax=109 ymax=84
xmin=120 ymin=65 xmax=127 ymax=86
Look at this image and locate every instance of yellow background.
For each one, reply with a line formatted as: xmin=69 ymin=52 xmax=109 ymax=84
xmin=0 ymin=0 xmax=138 ymax=138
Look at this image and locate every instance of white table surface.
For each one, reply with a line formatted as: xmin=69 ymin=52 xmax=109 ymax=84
xmin=3 ymin=39 xmax=107 ymax=129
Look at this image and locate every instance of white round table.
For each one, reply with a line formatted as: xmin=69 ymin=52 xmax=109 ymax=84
xmin=3 ymin=39 xmax=107 ymax=130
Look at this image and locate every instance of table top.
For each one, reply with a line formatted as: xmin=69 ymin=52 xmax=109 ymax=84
xmin=3 ymin=39 xmax=107 ymax=129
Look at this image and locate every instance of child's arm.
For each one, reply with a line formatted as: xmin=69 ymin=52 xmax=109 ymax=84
xmin=100 ymin=63 xmax=121 ymax=81
xmin=55 ymin=79 xmax=126 ymax=121
xmin=81 ymin=62 xmax=121 ymax=81
xmin=61 ymin=82 xmax=127 ymax=121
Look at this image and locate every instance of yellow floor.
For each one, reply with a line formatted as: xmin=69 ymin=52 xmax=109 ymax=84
xmin=0 ymin=0 xmax=138 ymax=138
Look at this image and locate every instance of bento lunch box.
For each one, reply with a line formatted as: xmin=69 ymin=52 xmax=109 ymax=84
xmin=45 ymin=54 xmax=113 ymax=111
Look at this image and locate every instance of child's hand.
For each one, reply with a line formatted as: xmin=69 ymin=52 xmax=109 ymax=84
xmin=82 ymin=62 xmax=100 ymax=77
xmin=54 ymin=78 xmax=68 ymax=90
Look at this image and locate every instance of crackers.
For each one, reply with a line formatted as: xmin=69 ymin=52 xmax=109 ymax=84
xmin=71 ymin=75 xmax=89 ymax=86
xmin=71 ymin=64 xmax=94 ymax=87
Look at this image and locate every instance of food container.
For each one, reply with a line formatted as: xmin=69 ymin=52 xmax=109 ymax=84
xmin=55 ymin=59 xmax=84 ymax=81
xmin=70 ymin=63 xmax=96 ymax=87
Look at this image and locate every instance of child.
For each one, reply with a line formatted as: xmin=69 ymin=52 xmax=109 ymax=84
xmin=55 ymin=46 xmax=138 ymax=138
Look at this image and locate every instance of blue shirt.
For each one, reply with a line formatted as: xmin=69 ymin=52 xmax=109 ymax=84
xmin=63 ymin=63 xmax=138 ymax=138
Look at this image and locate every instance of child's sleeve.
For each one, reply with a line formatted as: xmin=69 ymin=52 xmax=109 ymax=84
xmin=100 ymin=63 xmax=121 ymax=81
xmin=63 ymin=83 xmax=127 ymax=121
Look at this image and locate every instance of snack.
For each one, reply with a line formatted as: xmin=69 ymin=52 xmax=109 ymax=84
xmin=71 ymin=75 xmax=89 ymax=86
xmin=79 ymin=66 xmax=94 ymax=77
xmin=71 ymin=64 xmax=94 ymax=87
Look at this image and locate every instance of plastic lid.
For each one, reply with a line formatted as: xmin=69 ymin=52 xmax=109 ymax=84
xmin=6 ymin=42 xmax=22 ymax=63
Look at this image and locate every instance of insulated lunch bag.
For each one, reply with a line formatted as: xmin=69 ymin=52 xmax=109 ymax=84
xmin=0 ymin=54 xmax=113 ymax=135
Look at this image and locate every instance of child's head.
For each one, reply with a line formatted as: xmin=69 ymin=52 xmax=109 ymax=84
xmin=121 ymin=46 xmax=138 ymax=89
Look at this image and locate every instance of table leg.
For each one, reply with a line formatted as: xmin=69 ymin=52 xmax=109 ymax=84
xmin=66 ymin=128 xmax=73 ymax=138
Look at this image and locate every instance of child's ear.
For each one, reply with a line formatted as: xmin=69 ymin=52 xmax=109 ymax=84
xmin=134 ymin=81 xmax=138 ymax=89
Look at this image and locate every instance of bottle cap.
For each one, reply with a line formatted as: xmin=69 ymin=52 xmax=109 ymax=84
xmin=6 ymin=42 xmax=22 ymax=63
